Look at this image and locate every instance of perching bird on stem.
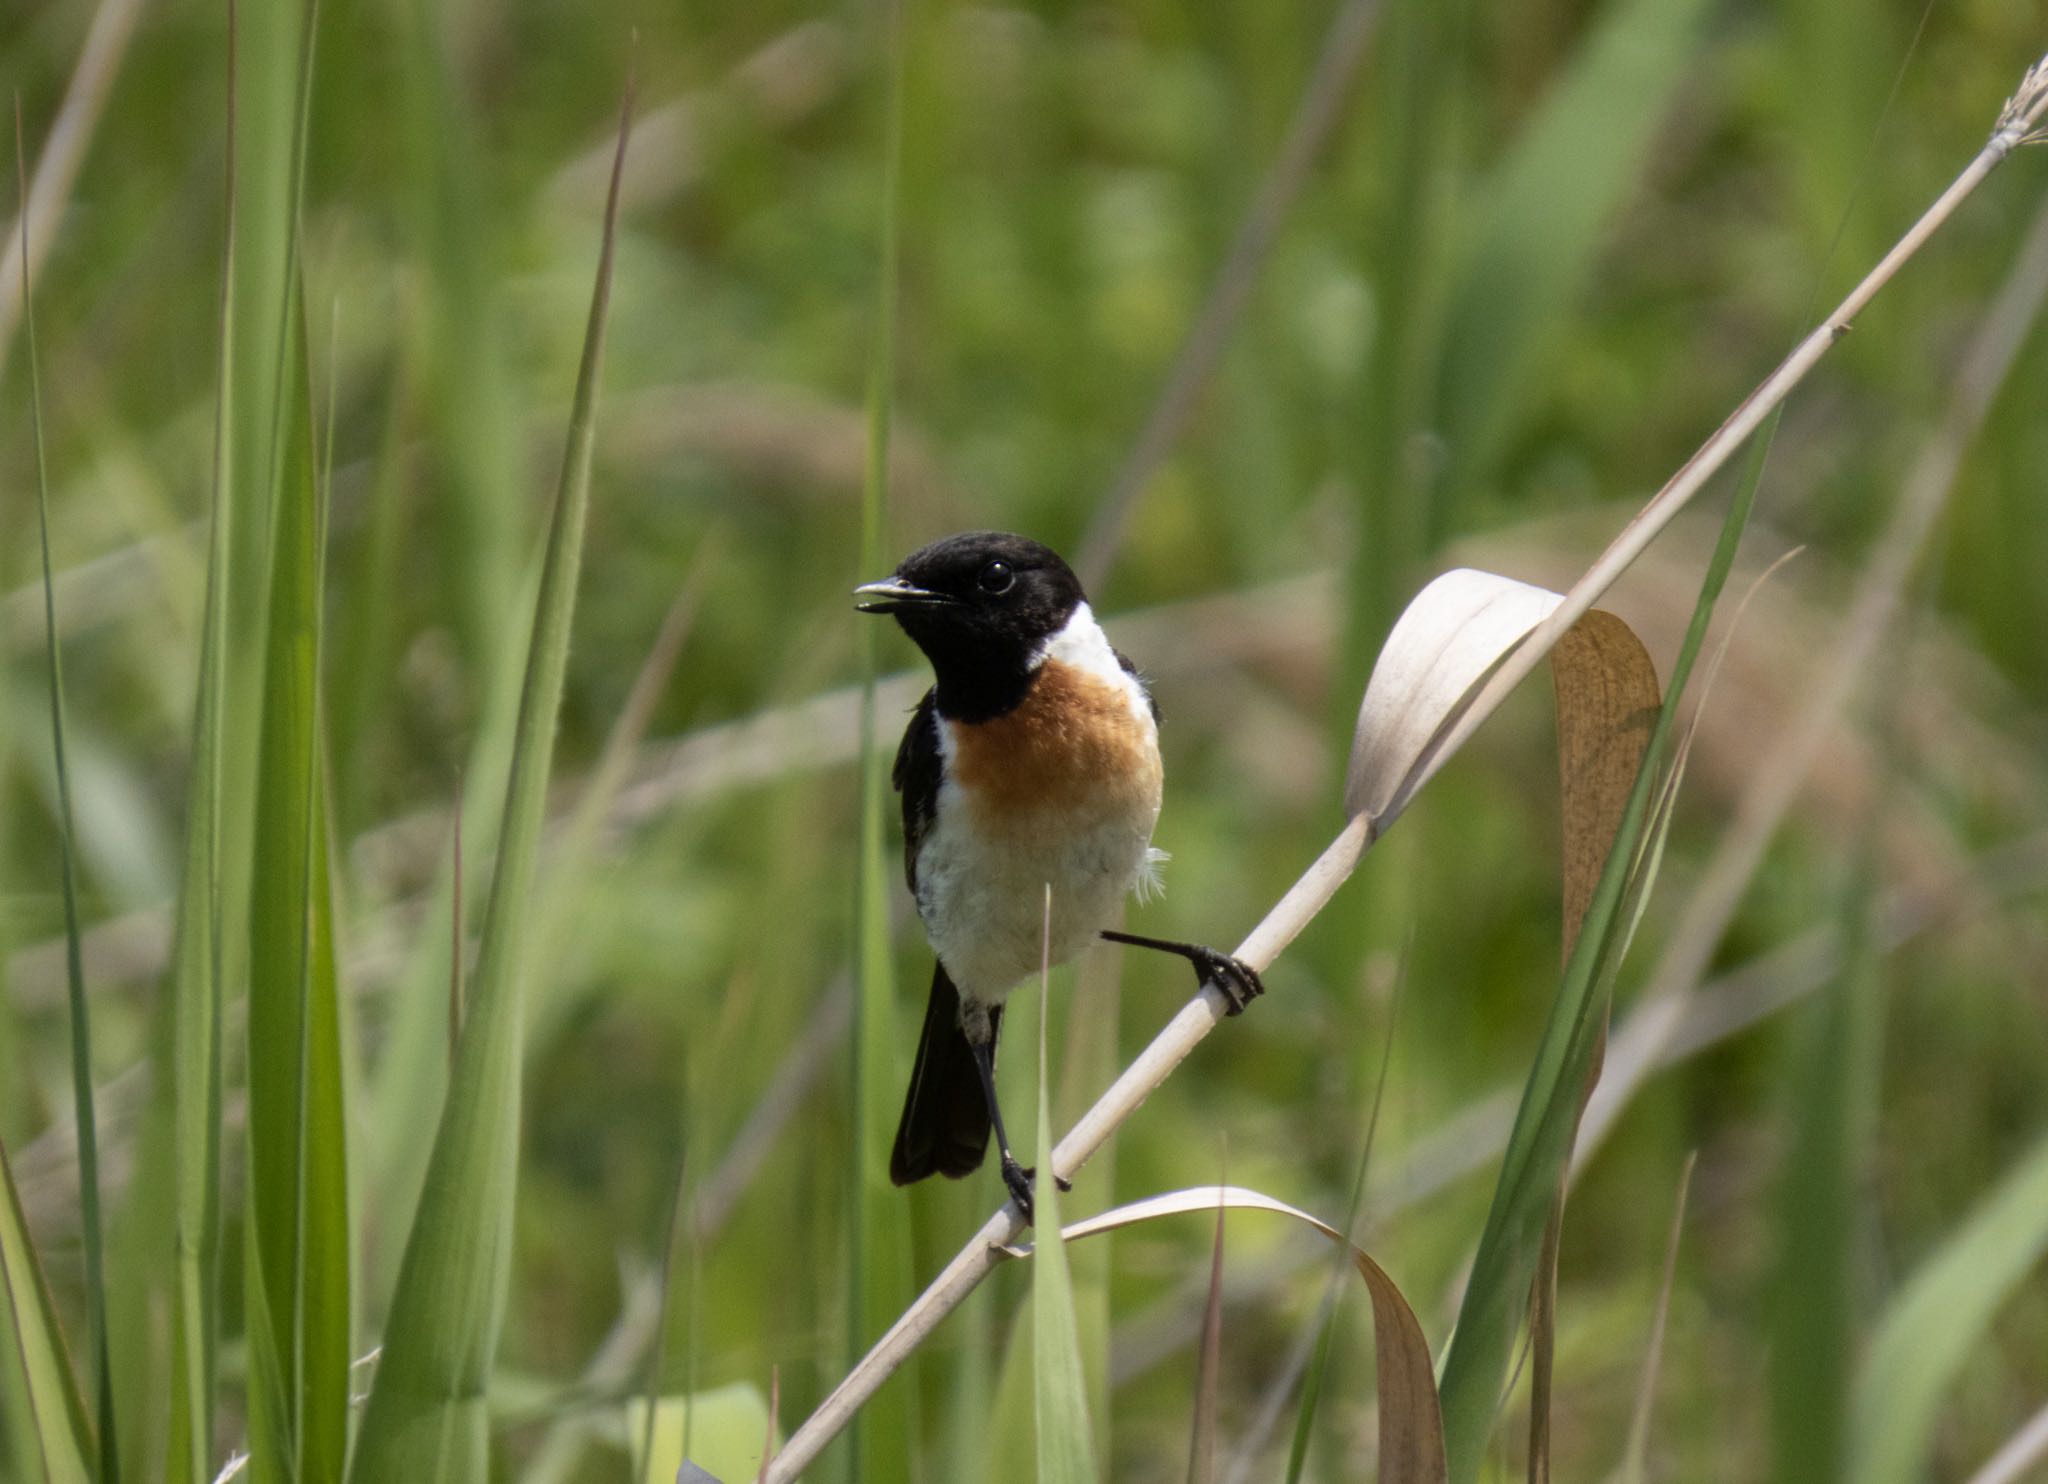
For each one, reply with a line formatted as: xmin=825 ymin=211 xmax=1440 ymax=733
xmin=856 ymin=531 xmax=1262 ymax=1220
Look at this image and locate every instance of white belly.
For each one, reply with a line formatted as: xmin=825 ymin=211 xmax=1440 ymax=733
xmin=916 ymin=783 xmax=1159 ymax=1003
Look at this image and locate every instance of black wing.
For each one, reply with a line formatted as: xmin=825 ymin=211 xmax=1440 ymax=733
xmin=1115 ymin=648 xmax=1161 ymax=723
xmin=892 ymin=687 xmax=943 ymax=896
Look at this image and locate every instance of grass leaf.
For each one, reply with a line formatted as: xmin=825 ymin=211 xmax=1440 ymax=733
xmin=237 ymin=0 xmax=349 ymax=1470
xmin=0 ymin=1135 xmax=92 ymax=1484
xmin=1849 ymin=1128 xmax=2048 ymax=1484
xmin=164 ymin=5 xmax=239 ymax=1477
xmin=15 ymin=96 xmax=115 ymax=1483
xmin=848 ymin=2 xmax=913 ymax=1478
xmin=1767 ymin=856 xmax=1882 ymax=1483
xmin=1032 ymin=890 xmax=1098 ymax=1484
xmin=345 ymin=68 xmax=632 ymax=1480
xmin=1434 ymin=0 xmax=1713 ymax=502
xmin=241 ymin=274 xmax=350 ymax=1484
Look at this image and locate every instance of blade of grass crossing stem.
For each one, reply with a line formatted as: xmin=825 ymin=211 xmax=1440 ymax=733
xmin=1435 ymin=415 xmax=1781 ymax=1482
xmin=1767 ymin=852 xmax=1883 ymax=1484
xmin=16 ymin=103 xmax=115 ymax=1482
xmin=848 ymin=3 xmax=912 ymax=1481
xmin=1531 ymin=609 xmax=1662 ymax=1484
xmin=1034 ymin=890 xmax=1098 ymax=1484
xmin=1849 ymin=1127 xmax=2048 ymax=1484
xmin=346 ymin=75 xmax=631 ymax=1480
xmin=243 ymin=273 xmax=349 ymax=1483
xmin=1058 ymin=957 xmax=1118 ymax=1450
xmin=0 ymin=1134 xmax=92 ymax=1484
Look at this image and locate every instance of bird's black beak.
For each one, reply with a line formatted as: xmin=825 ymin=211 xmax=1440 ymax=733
xmin=854 ymin=577 xmax=954 ymax=615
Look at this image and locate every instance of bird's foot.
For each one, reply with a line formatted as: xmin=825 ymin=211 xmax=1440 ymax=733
xmin=1099 ymin=930 xmax=1266 ymax=1017
xmin=1000 ymin=1157 xmax=1072 ymax=1224
xmin=1192 ymin=947 xmax=1265 ymax=1016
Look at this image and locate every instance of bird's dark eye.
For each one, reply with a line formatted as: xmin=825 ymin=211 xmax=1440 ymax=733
xmin=978 ymin=559 xmax=1015 ymax=594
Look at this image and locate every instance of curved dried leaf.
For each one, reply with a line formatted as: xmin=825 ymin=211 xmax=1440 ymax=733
xmin=1345 ymin=569 xmax=1563 ymax=826
xmin=1005 ymin=1186 xmax=1446 ymax=1484
xmin=1529 ymin=608 xmax=1659 ymax=1482
xmin=1552 ymin=611 xmax=1660 ymax=959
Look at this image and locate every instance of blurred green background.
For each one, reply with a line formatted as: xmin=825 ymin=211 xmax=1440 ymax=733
xmin=3 ymin=0 xmax=2048 ymax=1478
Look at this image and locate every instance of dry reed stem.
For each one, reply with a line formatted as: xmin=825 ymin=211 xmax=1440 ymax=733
xmin=760 ymin=54 xmax=2048 ymax=1482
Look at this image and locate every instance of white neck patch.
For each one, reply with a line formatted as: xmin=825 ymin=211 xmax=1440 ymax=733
xmin=1034 ymin=602 xmax=1125 ymax=684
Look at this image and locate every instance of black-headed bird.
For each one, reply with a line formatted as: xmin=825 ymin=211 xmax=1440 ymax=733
xmin=856 ymin=531 xmax=1261 ymax=1218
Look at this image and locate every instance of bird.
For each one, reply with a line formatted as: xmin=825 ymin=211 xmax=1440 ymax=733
xmin=855 ymin=531 xmax=1262 ymax=1220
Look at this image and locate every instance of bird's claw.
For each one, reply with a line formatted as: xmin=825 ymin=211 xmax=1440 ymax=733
xmin=1195 ymin=949 xmax=1265 ymax=1016
xmin=1001 ymin=1157 xmax=1035 ymax=1222
xmin=1001 ymin=1157 xmax=1072 ymax=1224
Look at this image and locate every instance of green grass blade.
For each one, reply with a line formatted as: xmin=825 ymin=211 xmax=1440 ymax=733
xmin=165 ymin=9 xmax=240 ymax=1476
xmin=243 ymin=278 xmax=350 ymax=1484
xmin=388 ymin=0 xmax=522 ymax=673
xmin=1032 ymin=905 xmax=1097 ymax=1484
xmin=1767 ymin=857 xmax=1881 ymax=1483
xmin=1340 ymin=0 xmax=1453 ymax=705
xmin=15 ymin=101 xmax=115 ymax=1484
xmin=346 ymin=72 xmax=632 ymax=1480
xmin=215 ymin=0 xmax=314 ymax=1050
xmin=1434 ymin=418 xmax=1780 ymax=1481
xmin=1848 ymin=1128 xmax=2048 ymax=1484
xmin=351 ymin=0 xmax=535 ymax=1268
xmin=239 ymin=0 xmax=349 ymax=1472
xmin=848 ymin=2 xmax=912 ymax=1479
xmin=0 ymin=1134 xmax=92 ymax=1484
xmin=1433 ymin=0 xmax=1712 ymax=504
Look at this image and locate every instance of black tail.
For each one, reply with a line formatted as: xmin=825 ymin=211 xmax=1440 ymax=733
xmin=890 ymin=964 xmax=999 ymax=1186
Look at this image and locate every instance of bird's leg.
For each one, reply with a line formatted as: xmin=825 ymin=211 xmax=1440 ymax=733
xmin=967 ymin=1032 xmax=1034 ymax=1220
xmin=966 ymin=1021 xmax=1069 ymax=1225
xmin=1100 ymin=930 xmax=1266 ymax=1016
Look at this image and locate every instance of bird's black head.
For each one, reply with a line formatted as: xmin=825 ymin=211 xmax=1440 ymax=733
xmin=855 ymin=531 xmax=1087 ymax=721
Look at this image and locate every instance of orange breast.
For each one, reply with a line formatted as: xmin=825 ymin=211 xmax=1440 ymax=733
xmin=946 ymin=659 xmax=1161 ymax=818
